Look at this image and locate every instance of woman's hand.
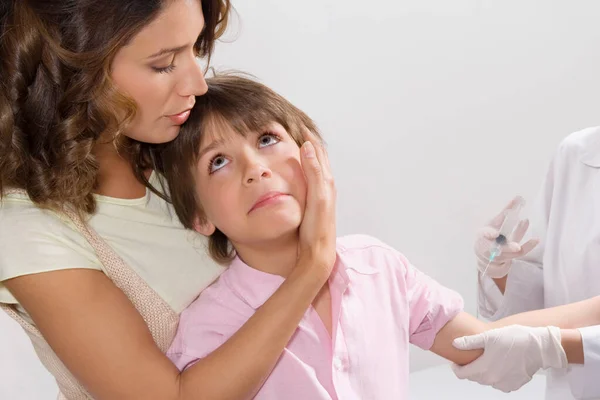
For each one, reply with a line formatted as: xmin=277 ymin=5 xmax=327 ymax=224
xmin=297 ymin=129 xmax=337 ymax=281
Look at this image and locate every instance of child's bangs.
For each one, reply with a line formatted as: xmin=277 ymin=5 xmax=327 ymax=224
xmin=201 ymin=104 xmax=283 ymax=142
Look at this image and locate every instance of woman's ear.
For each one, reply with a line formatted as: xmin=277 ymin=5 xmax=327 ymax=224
xmin=192 ymin=216 xmax=216 ymax=236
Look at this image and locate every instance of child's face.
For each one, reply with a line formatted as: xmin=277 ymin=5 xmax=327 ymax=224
xmin=192 ymin=121 xmax=307 ymax=246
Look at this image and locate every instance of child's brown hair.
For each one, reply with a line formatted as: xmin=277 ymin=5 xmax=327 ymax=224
xmin=159 ymin=74 xmax=322 ymax=264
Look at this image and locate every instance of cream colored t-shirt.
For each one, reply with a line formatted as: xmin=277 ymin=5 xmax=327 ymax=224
xmin=0 ymin=173 xmax=224 ymax=314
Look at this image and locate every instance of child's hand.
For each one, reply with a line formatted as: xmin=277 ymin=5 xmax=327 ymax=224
xmin=297 ymin=129 xmax=337 ymax=282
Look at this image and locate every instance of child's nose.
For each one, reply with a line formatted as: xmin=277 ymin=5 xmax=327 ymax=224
xmin=244 ymin=162 xmax=272 ymax=185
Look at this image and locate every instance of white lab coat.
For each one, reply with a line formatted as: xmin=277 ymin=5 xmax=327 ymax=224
xmin=479 ymin=126 xmax=600 ymax=400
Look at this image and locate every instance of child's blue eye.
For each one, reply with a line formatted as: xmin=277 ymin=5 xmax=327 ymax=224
xmin=208 ymin=155 xmax=229 ymax=174
xmin=258 ymin=133 xmax=281 ymax=148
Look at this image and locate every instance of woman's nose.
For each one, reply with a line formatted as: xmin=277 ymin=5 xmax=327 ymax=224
xmin=179 ymin=57 xmax=208 ymax=97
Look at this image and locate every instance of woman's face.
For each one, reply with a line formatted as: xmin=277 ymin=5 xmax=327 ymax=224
xmin=111 ymin=0 xmax=208 ymax=144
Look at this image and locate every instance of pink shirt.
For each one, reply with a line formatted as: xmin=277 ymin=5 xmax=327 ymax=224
xmin=167 ymin=235 xmax=464 ymax=399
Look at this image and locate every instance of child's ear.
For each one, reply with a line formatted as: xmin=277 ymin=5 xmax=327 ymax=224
xmin=192 ymin=216 xmax=216 ymax=236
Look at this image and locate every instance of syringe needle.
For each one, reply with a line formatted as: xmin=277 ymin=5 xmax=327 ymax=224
xmin=481 ymin=259 xmax=492 ymax=277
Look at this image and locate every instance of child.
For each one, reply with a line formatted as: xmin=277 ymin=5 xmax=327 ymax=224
xmin=160 ymin=75 xmax=571 ymax=399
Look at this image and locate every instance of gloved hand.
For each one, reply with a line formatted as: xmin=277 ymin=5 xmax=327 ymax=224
xmin=451 ymin=325 xmax=568 ymax=393
xmin=474 ymin=196 xmax=539 ymax=278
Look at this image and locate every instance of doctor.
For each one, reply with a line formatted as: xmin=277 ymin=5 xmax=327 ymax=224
xmin=452 ymin=126 xmax=600 ymax=399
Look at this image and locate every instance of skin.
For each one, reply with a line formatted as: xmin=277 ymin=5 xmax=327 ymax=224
xmin=194 ymin=122 xmax=307 ymax=277
xmin=110 ymin=0 xmax=207 ymax=145
xmin=192 ymin=120 xmax=485 ymax=363
xmin=97 ymin=0 xmax=208 ymax=200
xmin=4 ymin=1 xmax=338 ymax=399
xmin=432 ymin=299 xmax=598 ymax=366
xmin=4 ymin=1 xmax=589 ymax=396
xmin=194 ymin=121 xmax=335 ymax=335
xmin=193 ymin=120 xmax=597 ymax=368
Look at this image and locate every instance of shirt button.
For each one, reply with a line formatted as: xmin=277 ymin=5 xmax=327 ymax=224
xmin=333 ymin=356 xmax=344 ymax=370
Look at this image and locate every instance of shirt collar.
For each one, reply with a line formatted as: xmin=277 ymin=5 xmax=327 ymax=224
xmin=224 ymin=249 xmax=379 ymax=310
xmin=224 ymin=257 xmax=286 ymax=310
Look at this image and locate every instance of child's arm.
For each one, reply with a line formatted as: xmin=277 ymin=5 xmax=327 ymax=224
xmin=429 ymin=312 xmax=487 ymax=365
xmin=485 ymin=295 xmax=600 ymax=365
xmin=446 ymin=298 xmax=600 ymax=395
xmin=385 ymin=241 xmax=597 ymax=368
xmin=430 ymin=296 xmax=600 ymax=366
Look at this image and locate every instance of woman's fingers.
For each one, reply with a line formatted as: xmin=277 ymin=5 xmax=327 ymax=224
xmin=300 ymin=142 xmax=325 ymax=199
xmin=510 ymin=219 xmax=529 ymax=243
xmin=297 ymin=128 xmax=337 ymax=279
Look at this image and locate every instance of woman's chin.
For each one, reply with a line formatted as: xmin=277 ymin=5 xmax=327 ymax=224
xmin=125 ymin=124 xmax=182 ymax=145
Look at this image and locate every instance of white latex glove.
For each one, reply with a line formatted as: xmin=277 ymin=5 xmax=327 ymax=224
xmin=452 ymin=325 xmax=568 ymax=393
xmin=474 ymin=196 xmax=539 ymax=278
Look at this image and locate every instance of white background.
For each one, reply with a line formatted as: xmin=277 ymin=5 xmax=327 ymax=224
xmin=2 ymin=1 xmax=600 ymax=398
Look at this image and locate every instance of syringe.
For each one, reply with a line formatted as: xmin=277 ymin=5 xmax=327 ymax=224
xmin=481 ymin=196 xmax=525 ymax=277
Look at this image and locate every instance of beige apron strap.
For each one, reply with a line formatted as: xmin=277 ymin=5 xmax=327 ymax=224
xmin=59 ymin=204 xmax=179 ymax=352
xmin=0 ymin=301 xmax=93 ymax=399
xmin=0 ymin=302 xmax=42 ymax=335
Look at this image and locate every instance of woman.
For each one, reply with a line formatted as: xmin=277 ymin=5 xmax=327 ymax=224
xmin=453 ymin=127 xmax=600 ymax=399
xmin=0 ymin=1 xmax=337 ymax=399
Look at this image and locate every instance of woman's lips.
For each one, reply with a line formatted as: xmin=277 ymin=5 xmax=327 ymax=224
xmin=167 ymin=109 xmax=191 ymax=125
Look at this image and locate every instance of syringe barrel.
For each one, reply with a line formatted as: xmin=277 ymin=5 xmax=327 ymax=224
xmin=497 ymin=196 xmax=525 ymax=238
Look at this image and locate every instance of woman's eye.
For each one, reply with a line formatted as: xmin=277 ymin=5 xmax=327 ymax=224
xmin=152 ymin=63 xmax=176 ymax=74
xmin=209 ymin=155 xmax=229 ymax=173
xmin=151 ymin=56 xmax=177 ymax=74
xmin=258 ymin=133 xmax=281 ymax=148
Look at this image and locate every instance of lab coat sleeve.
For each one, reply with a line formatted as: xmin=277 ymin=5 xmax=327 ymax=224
xmin=568 ymin=326 xmax=600 ymax=399
xmin=478 ymin=148 xmax=558 ymax=321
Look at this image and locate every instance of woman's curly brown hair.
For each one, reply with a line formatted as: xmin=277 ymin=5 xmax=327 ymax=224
xmin=0 ymin=0 xmax=230 ymax=214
